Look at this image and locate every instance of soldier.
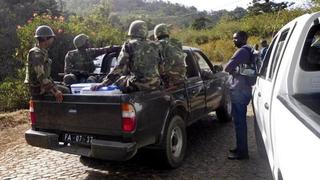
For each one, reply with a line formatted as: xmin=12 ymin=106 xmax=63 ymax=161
xmin=91 ymin=20 xmax=162 ymax=93
xmin=63 ymin=34 xmax=121 ymax=85
xmin=154 ymin=23 xmax=186 ymax=88
xmin=24 ymin=25 xmax=70 ymax=103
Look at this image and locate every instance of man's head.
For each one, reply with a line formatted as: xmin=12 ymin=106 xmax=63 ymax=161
xmin=128 ymin=20 xmax=148 ymax=39
xmin=73 ymin=34 xmax=90 ymax=49
xmin=154 ymin=23 xmax=169 ymax=40
xmin=34 ymin=25 xmax=56 ymax=48
xmin=233 ymin=31 xmax=248 ymax=48
xmin=260 ymin=39 xmax=268 ymax=48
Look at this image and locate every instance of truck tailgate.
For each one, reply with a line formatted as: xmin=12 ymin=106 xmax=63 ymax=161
xmin=33 ymin=95 xmax=123 ymax=136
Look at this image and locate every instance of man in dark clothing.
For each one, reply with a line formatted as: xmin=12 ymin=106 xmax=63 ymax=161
xmin=224 ymin=31 xmax=252 ymax=160
xmin=260 ymin=39 xmax=268 ymax=61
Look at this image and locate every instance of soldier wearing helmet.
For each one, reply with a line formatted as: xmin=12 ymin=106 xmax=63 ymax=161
xmin=154 ymin=23 xmax=186 ymax=88
xmin=25 ymin=25 xmax=70 ymax=103
xmin=91 ymin=20 xmax=162 ymax=92
xmin=63 ymin=33 xmax=121 ymax=85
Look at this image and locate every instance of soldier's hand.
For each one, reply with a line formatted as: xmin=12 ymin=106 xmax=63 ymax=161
xmin=91 ymin=83 xmax=104 ymax=91
xmin=53 ymin=90 xmax=63 ymax=103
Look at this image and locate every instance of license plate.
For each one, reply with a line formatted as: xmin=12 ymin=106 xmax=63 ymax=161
xmin=62 ymin=133 xmax=93 ymax=145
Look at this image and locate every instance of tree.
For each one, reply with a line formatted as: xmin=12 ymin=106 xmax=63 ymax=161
xmin=231 ymin=7 xmax=247 ymax=20
xmin=192 ymin=16 xmax=211 ymax=30
xmin=0 ymin=0 xmax=61 ymax=81
xmin=247 ymin=0 xmax=293 ymax=15
xmin=311 ymin=0 xmax=320 ymax=6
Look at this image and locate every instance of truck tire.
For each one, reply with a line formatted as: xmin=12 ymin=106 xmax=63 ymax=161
xmin=159 ymin=115 xmax=187 ymax=169
xmin=216 ymin=89 xmax=232 ymax=122
xmin=79 ymin=156 xmax=95 ymax=166
xmin=254 ymin=118 xmax=268 ymax=159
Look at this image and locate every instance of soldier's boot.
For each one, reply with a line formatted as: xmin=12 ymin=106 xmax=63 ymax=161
xmin=63 ymin=74 xmax=77 ymax=86
xmin=87 ymin=76 xmax=97 ymax=83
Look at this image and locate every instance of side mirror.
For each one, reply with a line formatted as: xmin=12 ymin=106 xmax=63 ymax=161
xmin=212 ymin=65 xmax=223 ymax=73
xmin=201 ymin=70 xmax=214 ymax=80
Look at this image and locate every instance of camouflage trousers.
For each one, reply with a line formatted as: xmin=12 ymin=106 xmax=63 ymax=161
xmin=115 ymin=75 xmax=161 ymax=93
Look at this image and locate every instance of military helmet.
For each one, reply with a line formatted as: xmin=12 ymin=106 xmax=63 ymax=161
xmin=34 ymin=25 xmax=56 ymax=38
xmin=73 ymin=34 xmax=89 ymax=49
xmin=154 ymin=23 xmax=169 ymax=39
xmin=128 ymin=20 xmax=148 ymax=39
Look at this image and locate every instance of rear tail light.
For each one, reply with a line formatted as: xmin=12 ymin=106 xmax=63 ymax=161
xmin=29 ymin=100 xmax=36 ymax=125
xmin=121 ymin=103 xmax=136 ymax=132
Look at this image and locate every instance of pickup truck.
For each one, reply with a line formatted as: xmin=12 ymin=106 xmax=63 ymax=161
xmin=25 ymin=46 xmax=232 ymax=168
xmin=253 ymin=12 xmax=320 ymax=180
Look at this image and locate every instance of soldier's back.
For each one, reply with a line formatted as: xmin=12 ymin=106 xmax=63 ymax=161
xmin=128 ymin=39 xmax=160 ymax=78
xmin=126 ymin=39 xmax=161 ymax=90
xmin=158 ymin=38 xmax=186 ymax=85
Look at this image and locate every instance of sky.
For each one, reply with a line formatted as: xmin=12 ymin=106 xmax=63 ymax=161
xmin=165 ymin=0 xmax=312 ymax=11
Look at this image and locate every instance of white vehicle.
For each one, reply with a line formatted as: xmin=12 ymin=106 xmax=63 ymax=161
xmin=253 ymin=12 xmax=320 ymax=180
xmin=93 ymin=54 xmax=118 ymax=74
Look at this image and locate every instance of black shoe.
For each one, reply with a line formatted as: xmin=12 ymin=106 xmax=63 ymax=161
xmin=229 ymin=148 xmax=237 ymax=153
xmin=227 ymin=152 xmax=249 ymax=160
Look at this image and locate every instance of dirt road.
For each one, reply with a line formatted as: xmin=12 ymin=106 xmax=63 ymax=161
xmin=0 ymin=109 xmax=272 ymax=180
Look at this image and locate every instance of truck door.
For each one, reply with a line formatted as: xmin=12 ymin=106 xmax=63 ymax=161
xmin=253 ymin=27 xmax=293 ymax=165
xmin=185 ymin=50 xmax=206 ymax=123
xmin=193 ymin=50 xmax=223 ymax=111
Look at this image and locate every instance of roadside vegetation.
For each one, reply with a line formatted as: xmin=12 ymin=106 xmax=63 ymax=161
xmin=0 ymin=0 xmax=319 ymax=111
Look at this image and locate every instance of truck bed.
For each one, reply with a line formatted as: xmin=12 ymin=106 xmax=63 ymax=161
xmin=32 ymin=94 xmax=124 ymax=136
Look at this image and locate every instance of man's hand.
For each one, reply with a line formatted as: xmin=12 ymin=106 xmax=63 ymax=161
xmin=53 ymin=90 xmax=63 ymax=103
xmin=91 ymin=83 xmax=104 ymax=91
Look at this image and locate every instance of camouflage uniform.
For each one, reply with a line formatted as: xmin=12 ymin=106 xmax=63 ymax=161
xmin=154 ymin=23 xmax=186 ymax=87
xmin=64 ymin=47 xmax=119 ymax=84
xmin=101 ymin=20 xmax=161 ymax=92
xmin=25 ymin=47 xmax=69 ymax=96
xmin=63 ymin=34 xmax=120 ymax=85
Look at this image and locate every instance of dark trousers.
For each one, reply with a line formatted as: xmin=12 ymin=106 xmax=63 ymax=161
xmin=231 ymin=89 xmax=251 ymax=156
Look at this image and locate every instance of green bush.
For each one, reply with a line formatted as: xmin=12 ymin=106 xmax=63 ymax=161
xmin=172 ymin=9 xmax=306 ymax=63
xmin=16 ymin=13 xmax=125 ymax=80
xmin=1 ymin=12 xmax=126 ymax=111
xmin=0 ymin=73 xmax=29 ymax=112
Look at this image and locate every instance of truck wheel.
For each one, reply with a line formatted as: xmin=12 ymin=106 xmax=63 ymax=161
xmin=79 ymin=156 xmax=95 ymax=166
xmin=159 ymin=115 xmax=187 ymax=169
xmin=216 ymin=90 xmax=232 ymax=122
xmin=254 ymin=118 xmax=268 ymax=159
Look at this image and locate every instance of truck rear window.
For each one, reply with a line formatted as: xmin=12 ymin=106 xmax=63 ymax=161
xmin=300 ymin=23 xmax=320 ymax=71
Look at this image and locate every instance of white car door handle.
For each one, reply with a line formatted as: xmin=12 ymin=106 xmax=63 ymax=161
xmin=264 ymin=103 xmax=269 ymax=110
xmin=258 ymin=92 xmax=261 ymax=97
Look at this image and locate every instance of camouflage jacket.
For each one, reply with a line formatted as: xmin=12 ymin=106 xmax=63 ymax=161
xmin=64 ymin=46 xmax=119 ymax=74
xmin=24 ymin=46 xmax=57 ymax=94
xmin=103 ymin=39 xmax=162 ymax=91
xmin=157 ymin=38 xmax=186 ymax=84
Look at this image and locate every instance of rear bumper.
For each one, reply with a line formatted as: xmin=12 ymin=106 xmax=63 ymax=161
xmin=25 ymin=129 xmax=137 ymax=161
